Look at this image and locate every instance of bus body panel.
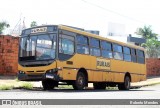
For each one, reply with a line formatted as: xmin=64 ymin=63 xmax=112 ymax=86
xmin=57 ymin=54 xmax=92 ymax=81
xmin=18 ymin=25 xmax=146 ymax=86
xmin=57 ymin=54 xmax=146 ymax=83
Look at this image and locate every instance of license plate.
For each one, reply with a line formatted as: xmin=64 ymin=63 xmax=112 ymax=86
xmin=45 ymin=74 xmax=54 ymax=79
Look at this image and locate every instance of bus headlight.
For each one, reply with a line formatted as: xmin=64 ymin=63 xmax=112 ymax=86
xmin=19 ymin=71 xmax=25 ymax=74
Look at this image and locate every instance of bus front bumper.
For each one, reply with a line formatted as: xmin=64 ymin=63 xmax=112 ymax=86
xmin=18 ymin=72 xmax=60 ymax=81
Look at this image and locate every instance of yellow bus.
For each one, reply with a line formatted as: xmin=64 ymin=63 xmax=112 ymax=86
xmin=18 ymin=25 xmax=146 ymax=90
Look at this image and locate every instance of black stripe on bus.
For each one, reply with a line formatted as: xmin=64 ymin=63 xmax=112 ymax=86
xmin=63 ymin=67 xmax=145 ymax=76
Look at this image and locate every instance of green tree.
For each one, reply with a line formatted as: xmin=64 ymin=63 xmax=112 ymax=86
xmin=30 ymin=21 xmax=37 ymax=27
xmin=141 ymin=38 xmax=160 ymax=58
xmin=136 ymin=25 xmax=158 ymax=39
xmin=0 ymin=21 xmax=10 ymax=34
xmin=136 ymin=25 xmax=160 ymax=58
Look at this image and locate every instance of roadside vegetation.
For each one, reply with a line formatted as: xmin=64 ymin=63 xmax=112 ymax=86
xmin=15 ymin=77 xmax=19 ymax=82
xmin=0 ymin=79 xmax=33 ymax=90
xmin=0 ymin=85 xmax=13 ymax=90
xmin=0 ymin=21 xmax=10 ymax=34
xmin=19 ymin=82 xmax=33 ymax=90
xmin=106 ymin=87 xmax=118 ymax=90
xmin=58 ymin=85 xmax=73 ymax=89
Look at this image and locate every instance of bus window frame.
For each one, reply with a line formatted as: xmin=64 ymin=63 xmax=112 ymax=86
xmin=59 ymin=34 xmax=75 ymax=55
xmin=89 ymin=37 xmax=101 ymax=57
xmin=112 ymin=44 xmax=123 ymax=60
xmin=131 ymin=48 xmax=137 ymax=63
xmin=76 ymin=34 xmax=90 ymax=55
xmin=123 ymin=46 xmax=131 ymax=62
xmin=100 ymin=40 xmax=113 ymax=58
xmin=136 ymin=49 xmax=145 ymax=64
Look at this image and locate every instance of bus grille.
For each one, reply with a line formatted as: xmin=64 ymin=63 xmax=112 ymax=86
xmin=22 ymin=64 xmax=50 ymax=67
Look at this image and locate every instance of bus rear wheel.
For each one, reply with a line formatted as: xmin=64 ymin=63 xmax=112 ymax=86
xmin=118 ymin=76 xmax=130 ymax=90
xmin=72 ymin=72 xmax=86 ymax=90
xmin=93 ymin=82 xmax=106 ymax=90
xmin=42 ymin=79 xmax=57 ymax=90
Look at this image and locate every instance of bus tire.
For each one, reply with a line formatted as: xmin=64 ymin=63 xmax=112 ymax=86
xmin=118 ymin=76 xmax=130 ymax=90
xmin=42 ymin=79 xmax=57 ymax=90
xmin=72 ymin=72 xmax=86 ymax=90
xmin=93 ymin=82 xmax=106 ymax=90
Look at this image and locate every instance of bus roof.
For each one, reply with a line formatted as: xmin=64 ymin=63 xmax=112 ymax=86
xmin=58 ymin=25 xmax=145 ymax=51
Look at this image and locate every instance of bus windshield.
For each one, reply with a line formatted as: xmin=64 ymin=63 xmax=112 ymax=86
xmin=19 ymin=34 xmax=56 ymax=61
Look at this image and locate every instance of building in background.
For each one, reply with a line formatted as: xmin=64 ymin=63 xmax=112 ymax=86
xmin=107 ymin=22 xmax=125 ymax=36
xmin=106 ymin=22 xmax=146 ymax=46
xmin=127 ymin=34 xmax=146 ymax=46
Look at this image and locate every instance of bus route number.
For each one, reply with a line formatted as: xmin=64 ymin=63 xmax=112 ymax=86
xmin=31 ymin=27 xmax=47 ymax=33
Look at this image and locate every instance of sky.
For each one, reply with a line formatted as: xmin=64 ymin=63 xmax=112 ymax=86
xmin=0 ymin=0 xmax=160 ymax=36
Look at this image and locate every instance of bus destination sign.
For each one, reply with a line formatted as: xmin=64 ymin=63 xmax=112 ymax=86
xmin=31 ymin=27 xmax=47 ymax=33
xmin=96 ymin=58 xmax=111 ymax=70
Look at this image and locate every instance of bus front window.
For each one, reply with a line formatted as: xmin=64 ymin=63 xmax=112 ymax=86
xmin=19 ymin=34 xmax=56 ymax=61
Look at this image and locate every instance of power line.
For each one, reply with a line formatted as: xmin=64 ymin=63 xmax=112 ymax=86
xmin=81 ymin=0 xmax=146 ymax=24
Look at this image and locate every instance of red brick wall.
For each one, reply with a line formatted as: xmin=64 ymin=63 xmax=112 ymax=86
xmin=146 ymin=58 xmax=160 ymax=76
xmin=0 ymin=35 xmax=19 ymax=76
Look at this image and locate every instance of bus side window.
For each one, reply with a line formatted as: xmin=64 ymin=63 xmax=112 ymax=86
xmin=113 ymin=44 xmax=123 ymax=60
xmin=137 ymin=50 xmax=145 ymax=64
xmin=101 ymin=40 xmax=113 ymax=58
xmin=90 ymin=38 xmax=101 ymax=56
xmin=59 ymin=34 xmax=75 ymax=55
xmin=76 ymin=35 xmax=89 ymax=54
xmin=123 ymin=47 xmax=131 ymax=62
xmin=131 ymin=48 xmax=137 ymax=63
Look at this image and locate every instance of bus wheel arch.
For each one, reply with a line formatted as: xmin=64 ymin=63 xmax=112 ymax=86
xmin=72 ymin=68 xmax=88 ymax=90
xmin=77 ymin=68 xmax=88 ymax=86
xmin=125 ymin=72 xmax=131 ymax=82
xmin=118 ymin=72 xmax=131 ymax=90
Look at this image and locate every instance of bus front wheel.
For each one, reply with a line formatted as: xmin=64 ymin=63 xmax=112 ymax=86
xmin=118 ymin=76 xmax=130 ymax=90
xmin=72 ymin=72 xmax=86 ymax=90
xmin=42 ymin=79 xmax=57 ymax=90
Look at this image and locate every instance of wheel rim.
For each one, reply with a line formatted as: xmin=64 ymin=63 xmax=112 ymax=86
xmin=125 ymin=77 xmax=130 ymax=89
xmin=77 ymin=76 xmax=84 ymax=86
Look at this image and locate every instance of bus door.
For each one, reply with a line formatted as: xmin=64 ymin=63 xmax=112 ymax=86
xmin=58 ymin=31 xmax=77 ymax=80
